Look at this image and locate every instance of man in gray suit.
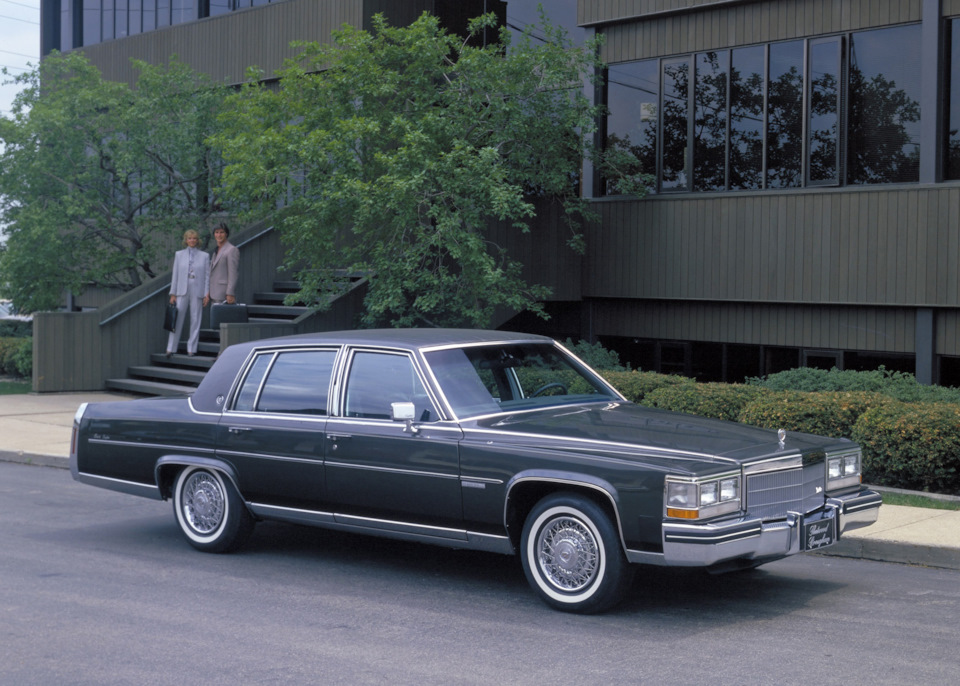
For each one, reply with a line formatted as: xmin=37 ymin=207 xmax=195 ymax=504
xmin=209 ymin=223 xmax=239 ymax=304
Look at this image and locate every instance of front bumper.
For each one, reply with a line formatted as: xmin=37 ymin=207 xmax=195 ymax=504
xmin=658 ymin=489 xmax=882 ymax=567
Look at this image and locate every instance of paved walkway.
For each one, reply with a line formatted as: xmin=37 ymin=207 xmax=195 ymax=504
xmin=2 ymin=391 xmax=959 ymax=571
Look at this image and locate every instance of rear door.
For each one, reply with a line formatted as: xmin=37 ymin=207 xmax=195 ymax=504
xmin=216 ymin=347 xmax=338 ymax=510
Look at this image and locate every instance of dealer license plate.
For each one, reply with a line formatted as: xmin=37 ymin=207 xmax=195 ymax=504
xmin=803 ymin=516 xmax=836 ymax=550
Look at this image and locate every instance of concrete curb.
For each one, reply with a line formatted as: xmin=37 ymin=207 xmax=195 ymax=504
xmin=0 ymin=450 xmax=69 ymax=469
xmin=818 ymin=537 xmax=960 ymax=570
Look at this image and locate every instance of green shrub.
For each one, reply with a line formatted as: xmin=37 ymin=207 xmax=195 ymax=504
xmin=0 ymin=337 xmax=32 ymax=378
xmin=644 ymin=383 xmax=769 ymax=422
xmin=0 ymin=319 xmax=32 ymax=338
xmin=739 ymin=390 xmax=891 ymax=439
xmin=562 ymin=339 xmax=628 ymax=371
xmin=600 ymin=370 xmax=694 ymax=404
xmin=748 ymin=366 xmax=960 ymax=403
xmin=13 ymin=337 xmax=32 ymax=378
xmin=853 ymin=402 xmax=960 ymax=494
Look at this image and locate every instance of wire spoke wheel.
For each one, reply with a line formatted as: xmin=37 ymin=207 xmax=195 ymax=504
xmin=173 ymin=466 xmax=254 ymax=553
xmin=180 ymin=470 xmax=226 ymax=535
xmin=521 ymin=493 xmax=634 ymax=613
xmin=536 ymin=515 xmax=600 ymax=592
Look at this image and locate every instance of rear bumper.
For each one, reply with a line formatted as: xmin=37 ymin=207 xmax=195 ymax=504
xmin=657 ymin=489 xmax=882 ymax=567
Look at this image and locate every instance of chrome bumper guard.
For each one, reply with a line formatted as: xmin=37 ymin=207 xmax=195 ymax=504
xmin=660 ymin=489 xmax=882 ymax=567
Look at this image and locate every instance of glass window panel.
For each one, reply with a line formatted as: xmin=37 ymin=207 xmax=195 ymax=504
xmin=345 ymin=352 xmax=435 ymax=421
xmin=83 ymin=2 xmax=102 ymax=46
xmin=61 ymin=4 xmax=74 ymax=51
xmin=948 ymin=21 xmax=960 ymax=179
xmin=808 ymin=38 xmax=840 ymax=185
xmin=766 ymin=40 xmax=803 ymax=188
xmin=172 ymin=0 xmax=196 ymax=25
xmin=256 ymin=350 xmax=337 ymax=415
xmin=101 ymin=0 xmax=115 ymax=40
xmin=143 ymin=0 xmax=156 ymax=30
xmin=729 ymin=45 xmax=765 ymax=190
xmin=234 ymin=353 xmax=272 ymax=412
xmin=157 ymin=0 xmax=170 ymax=27
xmin=115 ymin=0 xmax=128 ymax=39
xmin=603 ymin=59 xmax=658 ymax=196
xmin=694 ymin=50 xmax=728 ymax=191
xmin=848 ymin=24 xmax=921 ymax=184
xmin=209 ymin=0 xmax=233 ymax=16
xmin=129 ymin=0 xmax=142 ymax=36
xmin=661 ymin=57 xmax=691 ymax=191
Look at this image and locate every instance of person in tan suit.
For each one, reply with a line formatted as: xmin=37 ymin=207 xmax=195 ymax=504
xmin=209 ymin=223 xmax=239 ymax=304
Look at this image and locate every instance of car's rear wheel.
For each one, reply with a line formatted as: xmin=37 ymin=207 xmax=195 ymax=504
xmin=520 ymin=493 xmax=634 ymax=613
xmin=173 ymin=466 xmax=254 ymax=553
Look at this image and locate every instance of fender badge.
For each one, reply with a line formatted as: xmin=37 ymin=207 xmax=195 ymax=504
xmin=778 ymin=428 xmax=786 ymax=449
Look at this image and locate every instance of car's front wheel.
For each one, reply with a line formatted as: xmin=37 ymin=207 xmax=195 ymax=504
xmin=520 ymin=493 xmax=634 ymax=613
xmin=173 ymin=466 xmax=254 ymax=553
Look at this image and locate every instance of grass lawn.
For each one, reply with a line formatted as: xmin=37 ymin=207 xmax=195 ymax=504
xmin=0 ymin=379 xmax=30 ymax=395
xmin=879 ymin=491 xmax=960 ymax=511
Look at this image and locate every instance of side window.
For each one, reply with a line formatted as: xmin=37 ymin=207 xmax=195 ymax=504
xmin=234 ymin=350 xmax=336 ymax=415
xmin=233 ymin=353 xmax=272 ymax=412
xmin=344 ymin=351 xmax=436 ymax=421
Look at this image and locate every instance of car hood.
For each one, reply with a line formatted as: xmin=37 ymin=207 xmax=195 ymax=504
xmin=465 ymin=402 xmax=848 ymax=472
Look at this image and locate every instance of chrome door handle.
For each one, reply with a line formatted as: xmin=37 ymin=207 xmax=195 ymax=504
xmin=228 ymin=426 xmax=252 ymax=434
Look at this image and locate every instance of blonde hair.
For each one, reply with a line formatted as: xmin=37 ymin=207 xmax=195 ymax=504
xmin=181 ymin=229 xmax=200 ymax=247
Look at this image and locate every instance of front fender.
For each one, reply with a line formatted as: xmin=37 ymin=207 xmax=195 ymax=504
xmin=503 ymin=469 xmax=624 ymax=548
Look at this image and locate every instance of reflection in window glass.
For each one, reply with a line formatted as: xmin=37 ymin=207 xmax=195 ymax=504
xmin=948 ymin=21 xmax=960 ymax=179
xmin=729 ymin=45 xmax=765 ymax=190
xmin=603 ymin=59 xmax=658 ymax=196
xmin=808 ymin=38 xmax=840 ymax=185
xmin=157 ymin=0 xmax=170 ymax=27
xmin=257 ymin=350 xmax=336 ymax=415
xmin=345 ymin=353 xmax=433 ymax=421
xmin=234 ymin=354 xmax=272 ymax=412
xmin=662 ymin=57 xmax=690 ymax=191
xmin=767 ymin=41 xmax=803 ymax=188
xmin=848 ymin=25 xmax=921 ymax=184
xmin=84 ymin=2 xmax=103 ymax=46
xmin=424 ymin=344 xmax=618 ymax=418
xmin=115 ymin=0 xmax=128 ymax=39
xmin=209 ymin=1 xmax=233 ymax=16
xmin=694 ymin=51 xmax=728 ymax=191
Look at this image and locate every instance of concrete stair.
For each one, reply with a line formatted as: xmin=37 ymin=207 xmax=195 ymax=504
xmin=104 ymin=280 xmax=308 ymax=396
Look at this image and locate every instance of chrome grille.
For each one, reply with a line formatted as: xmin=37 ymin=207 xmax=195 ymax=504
xmin=746 ymin=461 xmax=825 ymax=520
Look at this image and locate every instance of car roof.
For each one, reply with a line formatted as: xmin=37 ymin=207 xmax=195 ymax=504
xmin=261 ymin=328 xmax=554 ymax=351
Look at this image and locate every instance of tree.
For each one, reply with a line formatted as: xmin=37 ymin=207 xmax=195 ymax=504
xmin=212 ymin=12 xmax=611 ymax=328
xmin=0 ymin=53 xmax=229 ymax=312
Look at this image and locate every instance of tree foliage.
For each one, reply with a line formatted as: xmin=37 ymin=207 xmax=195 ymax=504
xmin=0 ymin=53 xmax=229 ymax=312
xmin=211 ymin=12 xmax=611 ymax=328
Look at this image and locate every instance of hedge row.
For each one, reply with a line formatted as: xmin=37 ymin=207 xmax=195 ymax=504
xmin=0 ymin=337 xmax=32 ymax=378
xmin=598 ymin=369 xmax=960 ymax=495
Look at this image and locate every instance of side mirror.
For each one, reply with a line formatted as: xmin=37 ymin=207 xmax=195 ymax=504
xmin=391 ymin=401 xmax=419 ymax=434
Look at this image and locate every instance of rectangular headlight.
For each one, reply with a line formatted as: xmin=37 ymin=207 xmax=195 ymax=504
xmin=665 ymin=474 xmax=741 ymax=520
xmin=826 ymin=449 xmax=862 ymax=491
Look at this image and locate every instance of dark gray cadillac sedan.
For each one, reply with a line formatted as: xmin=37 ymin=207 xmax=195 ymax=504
xmin=71 ymin=329 xmax=881 ymax=613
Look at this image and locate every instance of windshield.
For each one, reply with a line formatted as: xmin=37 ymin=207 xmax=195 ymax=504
xmin=423 ymin=343 xmax=620 ymax=418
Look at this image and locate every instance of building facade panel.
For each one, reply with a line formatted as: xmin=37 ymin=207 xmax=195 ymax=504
xmin=585 ymin=187 xmax=960 ymax=310
xmin=76 ymin=0 xmax=365 ymax=86
xmin=597 ymin=0 xmax=921 ymax=62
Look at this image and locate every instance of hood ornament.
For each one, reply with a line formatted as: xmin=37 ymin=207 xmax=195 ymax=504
xmin=778 ymin=428 xmax=786 ymax=449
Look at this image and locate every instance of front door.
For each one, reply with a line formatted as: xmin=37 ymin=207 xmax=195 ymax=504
xmin=324 ymin=349 xmax=463 ymax=536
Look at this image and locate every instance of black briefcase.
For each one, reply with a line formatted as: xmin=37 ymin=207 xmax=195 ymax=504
xmin=210 ymin=303 xmax=248 ymax=328
xmin=162 ymin=303 xmax=178 ymax=332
